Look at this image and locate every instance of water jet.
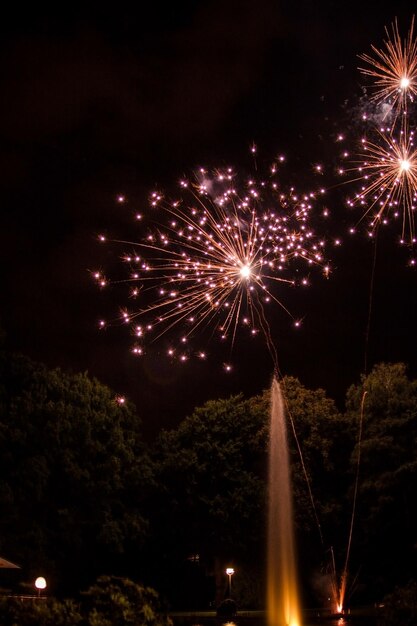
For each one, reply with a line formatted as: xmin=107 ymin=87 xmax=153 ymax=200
xmin=267 ymin=377 xmax=302 ymax=626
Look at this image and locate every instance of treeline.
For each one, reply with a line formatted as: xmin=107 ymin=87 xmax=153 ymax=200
xmin=0 ymin=350 xmax=416 ymax=613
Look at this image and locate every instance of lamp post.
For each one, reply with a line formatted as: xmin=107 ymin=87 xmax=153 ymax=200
xmin=226 ymin=567 xmax=234 ymax=597
xmin=35 ymin=577 xmax=47 ymax=598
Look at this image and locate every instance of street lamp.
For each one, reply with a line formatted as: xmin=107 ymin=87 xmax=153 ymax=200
xmin=226 ymin=567 xmax=234 ymax=597
xmin=35 ymin=577 xmax=47 ymax=598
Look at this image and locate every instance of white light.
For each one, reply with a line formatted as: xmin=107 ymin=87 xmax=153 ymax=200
xmin=35 ymin=577 xmax=47 ymax=590
xmin=400 ymin=76 xmax=410 ymax=89
xmin=240 ymin=264 xmax=251 ymax=278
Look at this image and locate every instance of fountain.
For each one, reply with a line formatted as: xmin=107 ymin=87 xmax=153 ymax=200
xmin=267 ymin=377 xmax=302 ymax=626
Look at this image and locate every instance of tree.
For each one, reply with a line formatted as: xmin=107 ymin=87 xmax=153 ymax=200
xmin=278 ymin=376 xmax=351 ymax=530
xmin=148 ymin=378 xmax=344 ymax=609
xmin=379 ymin=579 xmax=417 ymax=626
xmin=81 ymin=575 xmax=172 ymax=626
xmin=344 ymin=362 xmax=417 ymax=601
xmin=0 ymin=350 xmax=153 ymax=593
xmin=149 ymin=392 xmax=268 ymax=608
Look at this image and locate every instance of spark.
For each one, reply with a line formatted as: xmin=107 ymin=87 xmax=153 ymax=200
xmin=94 ymin=161 xmax=330 ymax=369
xmin=358 ymin=16 xmax=417 ymax=125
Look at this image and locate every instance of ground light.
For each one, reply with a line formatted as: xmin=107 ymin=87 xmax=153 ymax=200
xmin=226 ymin=567 xmax=235 ymax=597
xmin=35 ymin=576 xmax=47 ymax=597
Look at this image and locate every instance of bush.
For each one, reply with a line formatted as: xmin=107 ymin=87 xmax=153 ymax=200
xmin=379 ymin=580 xmax=417 ymax=626
xmin=81 ymin=575 xmax=172 ymax=626
xmin=0 ymin=596 xmax=82 ymax=626
xmin=0 ymin=575 xmax=172 ymax=626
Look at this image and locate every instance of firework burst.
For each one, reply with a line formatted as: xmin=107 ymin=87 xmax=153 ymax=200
xmin=358 ymin=16 xmax=417 ymax=127
xmin=93 ymin=160 xmax=330 ymax=370
xmin=339 ymin=17 xmax=417 ymax=256
xmin=340 ymin=125 xmax=417 ymax=244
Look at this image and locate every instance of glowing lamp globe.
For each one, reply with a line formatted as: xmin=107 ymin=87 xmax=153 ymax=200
xmin=35 ymin=577 xmax=47 ymax=593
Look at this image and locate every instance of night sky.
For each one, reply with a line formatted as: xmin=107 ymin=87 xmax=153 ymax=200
xmin=1 ymin=1 xmax=417 ymax=439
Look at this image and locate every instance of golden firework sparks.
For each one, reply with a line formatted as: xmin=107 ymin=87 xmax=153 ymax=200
xmin=358 ymin=16 xmax=417 ymax=127
xmin=341 ymin=124 xmax=417 ymax=244
xmin=93 ymin=160 xmax=330 ymax=369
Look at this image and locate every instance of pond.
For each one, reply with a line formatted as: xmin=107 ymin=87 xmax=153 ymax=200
xmin=169 ymin=607 xmax=381 ymax=626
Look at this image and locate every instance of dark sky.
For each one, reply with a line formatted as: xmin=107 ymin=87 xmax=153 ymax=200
xmin=1 ymin=1 xmax=417 ymax=439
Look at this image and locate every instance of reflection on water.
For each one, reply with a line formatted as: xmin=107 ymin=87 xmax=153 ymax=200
xmin=189 ymin=621 xmax=350 ymax=626
xmin=179 ymin=621 xmax=372 ymax=626
xmin=170 ymin=610 xmax=380 ymax=626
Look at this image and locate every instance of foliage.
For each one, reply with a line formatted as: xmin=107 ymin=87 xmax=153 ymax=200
xmin=2 ymin=347 xmax=417 ymax=610
xmin=0 ymin=350 xmax=153 ymax=592
xmin=278 ymin=376 xmax=349 ymax=531
xmin=378 ymin=580 xmax=417 ymax=626
xmin=344 ymin=363 xmax=417 ymax=599
xmin=81 ymin=575 xmax=172 ymax=626
xmin=0 ymin=596 xmax=82 ymax=626
xmin=149 ymin=378 xmax=344 ymax=608
xmin=0 ymin=576 xmax=171 ymax=626
xmin=149 ymin=391 xmax=267 ymax=607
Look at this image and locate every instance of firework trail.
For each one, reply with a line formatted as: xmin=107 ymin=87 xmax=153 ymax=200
xmin=93 ymin=157 xmax=330 ymax=371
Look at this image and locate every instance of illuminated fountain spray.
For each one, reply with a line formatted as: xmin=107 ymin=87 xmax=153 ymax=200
xmin=267 ymin=377 xmax=302 ymax=626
